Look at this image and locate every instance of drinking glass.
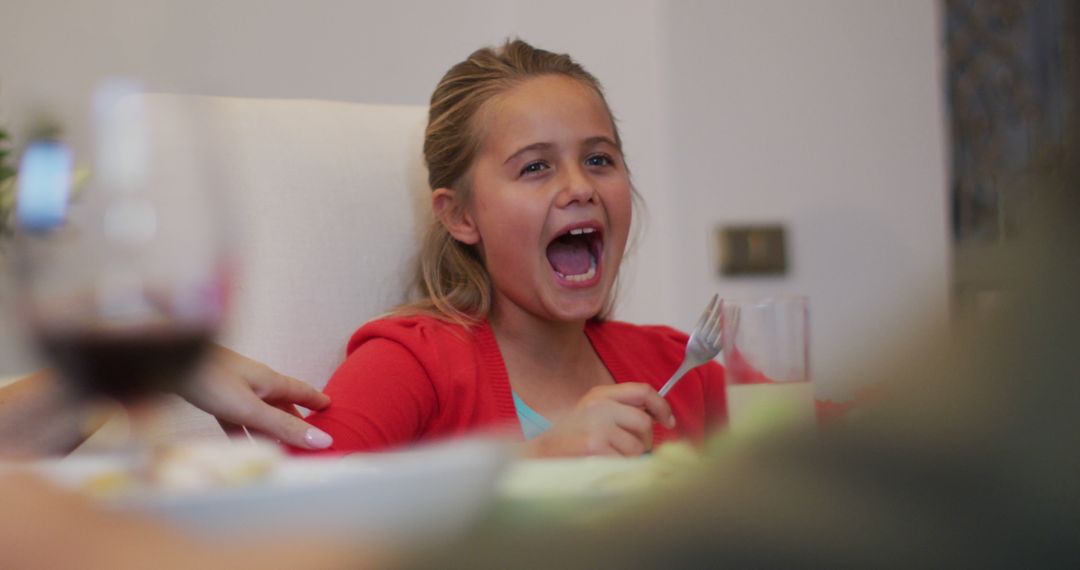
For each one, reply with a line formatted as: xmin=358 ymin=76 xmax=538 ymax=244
xmin=12 ymin=82 xmax=229 ymax=407
xmin=722 ymin=296 xmax=814 ymax=434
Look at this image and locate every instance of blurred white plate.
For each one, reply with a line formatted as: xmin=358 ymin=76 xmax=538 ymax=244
xmin=13 ymin=438 xmax=509 ymax=542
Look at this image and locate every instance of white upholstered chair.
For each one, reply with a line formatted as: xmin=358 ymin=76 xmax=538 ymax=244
xmin=83 ymin=95 xmax=431 ymax=444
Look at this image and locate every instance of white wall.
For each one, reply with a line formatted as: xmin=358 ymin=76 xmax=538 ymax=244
xmin=666 ymin=0 xmax=949 ymax=398
xmin=0 ymin=0 xmax=949 ymax=400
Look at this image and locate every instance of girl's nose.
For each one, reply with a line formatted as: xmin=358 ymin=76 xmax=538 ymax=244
xmin=556 ymin=165 xmax=598 ymax=207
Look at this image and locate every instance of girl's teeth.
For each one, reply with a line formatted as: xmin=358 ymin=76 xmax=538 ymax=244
xmin=558 ymin=256 xmax=597 ymax=282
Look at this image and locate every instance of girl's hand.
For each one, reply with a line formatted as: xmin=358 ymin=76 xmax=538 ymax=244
xmin=525 ymin=383 xmax=675 ymax=458
xmin=179 ymin=345 xmax=334 ymax=450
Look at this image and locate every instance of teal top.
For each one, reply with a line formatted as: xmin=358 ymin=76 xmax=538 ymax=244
xmin=512 ymin=392 xmax=552 ymax=440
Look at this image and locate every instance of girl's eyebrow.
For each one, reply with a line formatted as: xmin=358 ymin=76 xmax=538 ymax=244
xmin=503 ymin=142 xmax=552 ymax=164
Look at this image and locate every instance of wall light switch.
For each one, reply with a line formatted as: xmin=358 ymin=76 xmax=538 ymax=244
xmin=717 ymin=224 xmax=787 ymax=276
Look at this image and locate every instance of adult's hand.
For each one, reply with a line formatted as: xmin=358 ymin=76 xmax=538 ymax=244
xmin=525 ymin=383 xmax=675 ymax=458
xmin=180 ymin=346 xmax=333 ymax=450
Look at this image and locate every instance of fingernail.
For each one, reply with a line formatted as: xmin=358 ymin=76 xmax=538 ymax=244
xmin=668 ymin=416 xmax=677 ymax=429
xmin=304 ymin=427 xmax=333 ymax=449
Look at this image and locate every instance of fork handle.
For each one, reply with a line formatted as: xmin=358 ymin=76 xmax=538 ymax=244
xmin=658 ymin=360 xmax=696 ymax=397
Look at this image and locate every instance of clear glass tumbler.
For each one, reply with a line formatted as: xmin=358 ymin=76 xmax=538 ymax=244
xmin=722 ymin=296 xmax=814 ymax=435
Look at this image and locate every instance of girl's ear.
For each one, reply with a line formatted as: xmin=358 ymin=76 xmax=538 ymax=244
xmin=432 ymin=188 xmax=480 ymax=244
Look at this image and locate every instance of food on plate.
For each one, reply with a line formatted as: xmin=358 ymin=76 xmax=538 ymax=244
xmin=76 ymin=439 xmax=283 ymax=498
xmin=148 ymin=439 xmax=282 ymax=492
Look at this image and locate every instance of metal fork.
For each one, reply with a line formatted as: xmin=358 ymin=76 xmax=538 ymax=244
xmin=658 ymin=294 xmax=725 ymax=397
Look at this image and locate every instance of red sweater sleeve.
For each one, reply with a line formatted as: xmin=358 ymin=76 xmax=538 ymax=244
xmin=305 ymin=337 xmax=438 ymax=453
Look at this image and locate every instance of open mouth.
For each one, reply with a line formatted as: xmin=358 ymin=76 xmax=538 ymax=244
xmin=545 ymin=225 xmax=604 ymax=285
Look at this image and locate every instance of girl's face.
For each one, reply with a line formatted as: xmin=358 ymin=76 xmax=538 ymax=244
xmin=458 ymin=75 xmax=632 ymax=324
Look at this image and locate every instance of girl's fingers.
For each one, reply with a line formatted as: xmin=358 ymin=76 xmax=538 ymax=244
xmin=594 ymin=383 xmax=676 ymax=429
xmin=607 ymin=426 xmax=648 ymax=457
xmin=638 ymin=391 xmax=676 ymax=429
xmin=611 ymin=405 xmax=654 ymax=445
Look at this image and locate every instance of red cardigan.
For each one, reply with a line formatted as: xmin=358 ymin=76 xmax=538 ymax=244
xmin=304 ymin=315 xmax=727 ymax=453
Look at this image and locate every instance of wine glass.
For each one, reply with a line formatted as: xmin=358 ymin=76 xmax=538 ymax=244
xmin=12 ymin=81 xmax=229 ymax=410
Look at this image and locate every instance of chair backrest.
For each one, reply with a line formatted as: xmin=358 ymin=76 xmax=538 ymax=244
xmin=116 ymin=95 xmax=431 ymax=443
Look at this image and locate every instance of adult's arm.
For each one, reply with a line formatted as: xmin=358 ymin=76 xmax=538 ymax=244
xmin=0 ymin=371 xmax=108 ymax=456
xmin=0 ymin=346 xmax=334 ymax=457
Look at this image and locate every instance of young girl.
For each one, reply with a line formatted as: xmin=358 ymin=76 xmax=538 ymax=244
xmin=305 ymin=40 xmax=726 ymax=457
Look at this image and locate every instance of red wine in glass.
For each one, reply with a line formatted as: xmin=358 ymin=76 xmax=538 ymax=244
xmin=36 ymin=327 xmax=215 ymax=403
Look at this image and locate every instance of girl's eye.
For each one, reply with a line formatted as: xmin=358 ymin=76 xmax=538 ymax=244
xmin=520 ymin=161 xmax=549 ymax=176
xmin=585 ymin=154 xmax=614 ymax=167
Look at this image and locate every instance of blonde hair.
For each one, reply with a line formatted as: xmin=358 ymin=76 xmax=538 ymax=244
xmin=396 ymin=39 xmax=626 ymax=325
